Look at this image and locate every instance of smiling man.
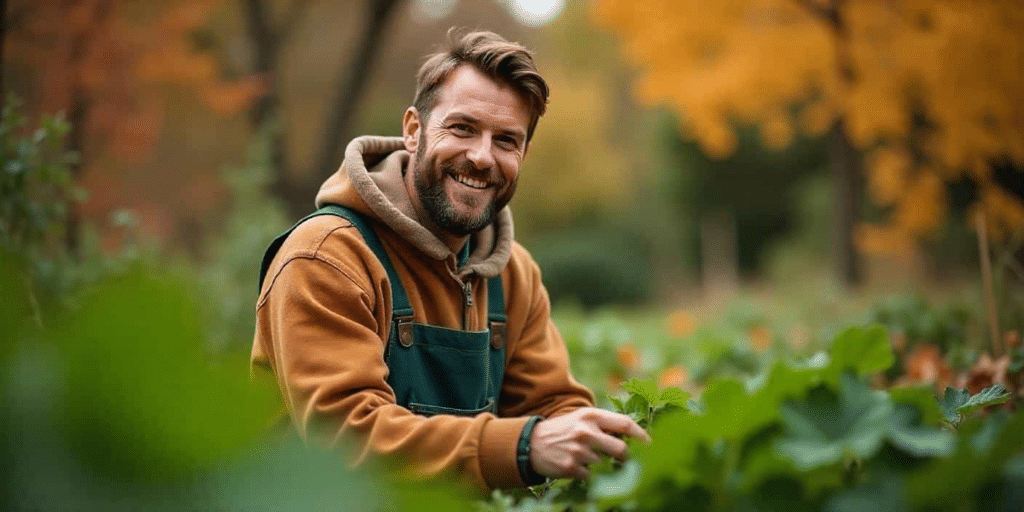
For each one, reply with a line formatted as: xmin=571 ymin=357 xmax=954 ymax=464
xmin=252 ymin=30 xmax=647 ymax=491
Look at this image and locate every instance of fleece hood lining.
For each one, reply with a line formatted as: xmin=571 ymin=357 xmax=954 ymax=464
xmin=315 ymin=136 xmax=513 ymax=279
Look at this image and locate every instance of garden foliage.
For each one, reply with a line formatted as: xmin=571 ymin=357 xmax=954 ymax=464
xmin=486 ymin=326 xmax=1022 ymax=512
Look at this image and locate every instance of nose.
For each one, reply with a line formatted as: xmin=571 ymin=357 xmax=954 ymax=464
xmin=465 ymin=137 xmax=495 ymax=170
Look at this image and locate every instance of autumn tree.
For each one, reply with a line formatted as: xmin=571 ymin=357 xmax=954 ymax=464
xmin=594 ymin=0 xmax=1024 ymax=286
xmin=4 ymin=0 xmax=262 ymax=248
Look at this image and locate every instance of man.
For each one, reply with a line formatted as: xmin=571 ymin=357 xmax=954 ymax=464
xmin=252 ymin=30 xmax=647 ymax=491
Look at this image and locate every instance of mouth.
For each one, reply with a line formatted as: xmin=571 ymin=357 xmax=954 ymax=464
xmin=451 ymin=173 xmax=491 ymax=190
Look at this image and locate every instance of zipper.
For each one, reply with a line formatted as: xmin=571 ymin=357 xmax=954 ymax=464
xmin=463 ymin=281 xmax=474 ymax=307
xmin=462 ymin=280 xmax=473 ymax=330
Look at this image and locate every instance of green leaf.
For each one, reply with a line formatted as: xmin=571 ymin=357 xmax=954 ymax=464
xmin=904 ymin=412 xmax=1024 ymax=509
xmin=629 ymin=409 xmax=703 ymax=507
xmin=621 ymin=378 xmax=659 ymax=406
xmin=754 ymin=360 xmax=825 ymax=405
xmin=621 ymin=393 xmax=648 ymax=425
xmin=52 ymin=269 xmax=279 ymax=480
xmin=826 ymin=475 xmax=909 ymax=512
xmin=686 ymin=398 xmax=703 ymax=414
xmin=696 ymin=377 xmax=780 ymax=442
xmin=1004 ymin=454 xmax=1024 ymax=480
xmin=958 ymin=384 xmax=1011 ymax=416
xmin=589 ymin=459 xmax=640 ymax=503
xmin=886 ymin=405 xmax=954 ymax=457
xmin=826 ymin=325 xmax=894 ymax=378
xmin=776 ymin=373 xmax=892 ymax=469
xmin=889 ymin=386 xmax=944 ymax=426
xmin=938 ymin=385 xmax=1011 ymax=424
xmin=658 ymin=387 xmax=691 ymax=408
xmin=607 ymin=394 xmax=626 ymax=414
xmin=938 ymin=387 xmax=971 ymax=423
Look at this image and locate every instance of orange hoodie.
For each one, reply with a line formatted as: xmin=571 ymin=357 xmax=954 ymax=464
xmin=251 ymin=136 xmax=594 ymax=490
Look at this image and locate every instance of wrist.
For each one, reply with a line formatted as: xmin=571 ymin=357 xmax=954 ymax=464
xmin=516 ymin=416 xmax=546 ymax=486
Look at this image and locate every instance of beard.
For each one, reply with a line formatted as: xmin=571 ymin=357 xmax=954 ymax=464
xmin=413 ymin=140 xmax=515 ymax=237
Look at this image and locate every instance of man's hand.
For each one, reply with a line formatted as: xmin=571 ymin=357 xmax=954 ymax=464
xmin=529 ymin=407 xmax=650 ymax=480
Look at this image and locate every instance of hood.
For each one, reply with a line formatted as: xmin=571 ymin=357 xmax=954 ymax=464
xmin=315 ymin=135 xmax=513 ymax=279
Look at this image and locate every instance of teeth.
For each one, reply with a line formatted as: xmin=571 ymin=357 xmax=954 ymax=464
xmin=454 ymin=174 xmax=488 ymax=189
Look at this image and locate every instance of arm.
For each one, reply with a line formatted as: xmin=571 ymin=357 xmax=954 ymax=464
xmin=253 ymin=248 xmax=530 ymax=490
xmin=498 ymin=245 xmax=594 ymax=419
xmin=496 ymin=245 xmax=648 ymax=480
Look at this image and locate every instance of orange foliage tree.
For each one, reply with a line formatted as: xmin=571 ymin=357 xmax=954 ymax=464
xmin=594 ymin=0 xmax=1024 ymax=284
xmin=5 ymin=0 xmax=262 ymax=245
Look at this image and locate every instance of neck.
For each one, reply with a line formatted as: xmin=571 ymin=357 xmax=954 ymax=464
xmin=437 ymin=232 xmax=469 ymax=255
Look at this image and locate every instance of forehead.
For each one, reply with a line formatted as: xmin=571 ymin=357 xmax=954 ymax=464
xmin=430 ymin=65 xmax=531 ymax=130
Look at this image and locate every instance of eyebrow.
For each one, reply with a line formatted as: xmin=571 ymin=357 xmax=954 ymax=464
xmin=443 ymin=112 xmax=526 ymax=142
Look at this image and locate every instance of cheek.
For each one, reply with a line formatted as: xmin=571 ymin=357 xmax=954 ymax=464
xmin=498 ymin=154 xmax=522 ymax=183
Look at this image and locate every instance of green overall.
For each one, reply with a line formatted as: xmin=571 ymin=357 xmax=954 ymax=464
xmin=259 ymin=204 xmax=507 ymax=417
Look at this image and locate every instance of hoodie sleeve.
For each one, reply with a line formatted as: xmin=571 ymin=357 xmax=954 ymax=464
xmin=252 ymin=225 xmax=531 ymax=491
xmin=497 ymin=244 xmax=595 ymax=420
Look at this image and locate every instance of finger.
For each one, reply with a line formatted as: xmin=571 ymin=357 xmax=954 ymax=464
xmin=590 ymin=431 xmax=629 ymax=461
xmin=593 ymin=411 xmax=651 ymax=442
xmin=577 ymin=447 xmax=602 ymax=467
xmin=570 ymin=465 xmax=591 ymax=481
xmin=631 ymin=424 xmax=651 ymax=443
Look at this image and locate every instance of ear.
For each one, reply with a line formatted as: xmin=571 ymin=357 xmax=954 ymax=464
xmin=402 ymin=107 xmax=421 ymax=154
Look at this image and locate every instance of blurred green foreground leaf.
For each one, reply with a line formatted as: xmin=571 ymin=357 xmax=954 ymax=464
xmin=1 ymin=256 xmax=473 ymax=511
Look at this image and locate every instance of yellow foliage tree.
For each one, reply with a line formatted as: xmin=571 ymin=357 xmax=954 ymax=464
xmin=515 ymin=64 xmax=630 ymax=239
xmin=594 ymin=0 xmax=1024 ymax=281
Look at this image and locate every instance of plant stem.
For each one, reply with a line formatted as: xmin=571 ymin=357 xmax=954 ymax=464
xmin=716 ymin=441 xmax=741 ymax=511
xmin=976 ymin=211 xmax=1001 ymax=356
xmin=23 ymin=273 xmax=43 ymax=329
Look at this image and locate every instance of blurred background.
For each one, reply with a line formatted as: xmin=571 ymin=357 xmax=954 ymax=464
xmin=3 ymin=0 xmax=1023 ymax=508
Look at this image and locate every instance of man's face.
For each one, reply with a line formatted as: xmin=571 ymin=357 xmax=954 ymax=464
xmin=403 ymin=65 xmax=531 ymax=238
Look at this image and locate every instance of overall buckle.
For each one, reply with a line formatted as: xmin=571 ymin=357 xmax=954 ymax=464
xmin=394 ymin=314 xmax=415 ymax=347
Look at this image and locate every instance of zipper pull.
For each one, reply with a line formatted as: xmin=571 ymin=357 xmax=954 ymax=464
xmin=463 ymin=281 xmax=473 ymax=307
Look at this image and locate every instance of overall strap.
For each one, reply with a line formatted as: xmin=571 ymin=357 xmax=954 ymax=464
xmin=487 ymin=275 xmax=506 ymax=349
xmin=487 ymin=275 xmax=505 ymax=322
xmin=258 ymin=204 xmax=413 ymax=320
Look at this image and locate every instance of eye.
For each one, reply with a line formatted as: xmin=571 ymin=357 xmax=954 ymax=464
xmin=495 ymin=135 xmax=520 ymax=150
xmin=450 ymin=123 xmax=473 ymax=135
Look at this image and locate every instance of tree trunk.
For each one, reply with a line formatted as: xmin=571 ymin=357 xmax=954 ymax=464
xmin=242 ymin=0 xmax=288 ymax=204
xmin=1 ymin=0 xmax=6 ymax=105
xmin=828 ymin=117 xmax=863 ymax=287
xmin=63 ymin=0 xmax=114 ymax=257
xmin=299 ymin=0 xmax=401 ymax=218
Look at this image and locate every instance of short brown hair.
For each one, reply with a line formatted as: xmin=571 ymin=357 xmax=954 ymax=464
xmin=413 ymin=29 xmax=549 ymax=142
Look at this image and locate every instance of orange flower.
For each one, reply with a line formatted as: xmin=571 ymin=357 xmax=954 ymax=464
xmin=1005 ymin=331 xmax=1021 ymax=350
xmin=607 ymin=374 xmax=623 ymax=391
xmin=616 ymin=343 xmax=640 ymax=372
xmin=667 ymin=309 xmax=696 ymax=338
xmin=658 ymin=365 xmax=688 ymax=388
xmin=749 ymin=325 xmax=772 ymax=352
xmin=902 ymin=343 xmax=952 ymax=389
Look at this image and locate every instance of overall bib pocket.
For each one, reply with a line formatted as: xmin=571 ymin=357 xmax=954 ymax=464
xmin=388 ymin=323 xmax=497 ymax=416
